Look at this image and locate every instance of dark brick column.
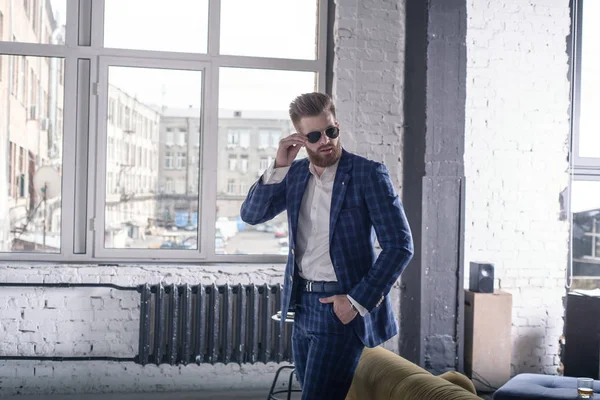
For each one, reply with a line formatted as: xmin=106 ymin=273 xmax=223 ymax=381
xmin=400 ymin=0 xmax=467 ymax=374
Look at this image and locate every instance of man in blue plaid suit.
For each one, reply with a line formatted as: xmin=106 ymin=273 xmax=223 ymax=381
xmin=241 ymin=92 xmax=413 ymax=399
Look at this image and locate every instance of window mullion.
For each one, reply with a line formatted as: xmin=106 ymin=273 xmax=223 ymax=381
xmin=207 ymin=0 xmax=221 ymax=57
xmin=199 ymin=63 xmax=218 ymax=258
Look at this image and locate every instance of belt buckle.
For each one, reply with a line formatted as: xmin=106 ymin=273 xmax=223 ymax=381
xmin=306 ymin=280 xmax=313 ymax=292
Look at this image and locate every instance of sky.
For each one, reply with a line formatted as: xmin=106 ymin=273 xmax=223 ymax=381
xmin=49 ymin=0 xmax=319 ymax=111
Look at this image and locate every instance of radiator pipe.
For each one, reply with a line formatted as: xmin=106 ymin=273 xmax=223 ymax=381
xmin=0 ymin=356 xmax=136 ymax=362
xmin=0 ymin=282 xmax=140 ymax=291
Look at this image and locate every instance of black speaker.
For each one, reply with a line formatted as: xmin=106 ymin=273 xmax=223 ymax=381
xmin=469 ymin=262 xmax=494 ymax=293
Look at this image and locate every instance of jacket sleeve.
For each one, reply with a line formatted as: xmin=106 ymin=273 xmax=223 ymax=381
xmin=240 ymin=171 xmax=288 ymax=226
xmin=348 ymin=163 xmax=414 ymax=312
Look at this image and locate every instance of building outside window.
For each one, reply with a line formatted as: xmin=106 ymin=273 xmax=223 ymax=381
xmin=229 ymin=155 xmax=237 ymax=171
xmin=227 ymin=130 xmax=239 ymax=148
xmin=240 ymin=155 xmax=248 ymax=173
xmin=164 ymin=151 xmax=173 ymax=169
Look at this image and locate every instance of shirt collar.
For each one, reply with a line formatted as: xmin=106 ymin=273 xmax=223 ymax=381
xmin=308 ymin=158 xmax=340 ymax=182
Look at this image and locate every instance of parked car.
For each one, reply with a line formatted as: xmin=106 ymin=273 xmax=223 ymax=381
xmin=274 ymin=227 xmax=288 ymax=238
xmin=256 ymin=223 xmax=276 ymax=233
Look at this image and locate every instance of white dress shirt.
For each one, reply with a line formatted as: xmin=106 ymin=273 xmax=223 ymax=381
xmin=262 ymin=161 xmax=367 ymax=316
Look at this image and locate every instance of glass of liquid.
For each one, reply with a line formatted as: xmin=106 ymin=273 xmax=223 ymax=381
xmin=578 ymin=377 xmax=594 ymax=399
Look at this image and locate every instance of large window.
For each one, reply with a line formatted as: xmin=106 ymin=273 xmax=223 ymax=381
xmin=568 ymin=0 xmax=600 ymax=288
xmin=0 ymin=0 xmax=327 ymax=262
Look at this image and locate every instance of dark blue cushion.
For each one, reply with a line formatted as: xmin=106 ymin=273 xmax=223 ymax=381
xmin=493 ymin=373 xmax=600 ymax=400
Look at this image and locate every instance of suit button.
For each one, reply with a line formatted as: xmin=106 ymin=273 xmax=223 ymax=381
xmin=291 ymin=249 xmax=295 ymax=255
xmin=290 ymin=274 xmax=293 ymax=281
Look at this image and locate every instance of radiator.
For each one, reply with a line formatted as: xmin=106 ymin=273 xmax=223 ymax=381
xmin=136 ymin=283 xmax=293 ymax=366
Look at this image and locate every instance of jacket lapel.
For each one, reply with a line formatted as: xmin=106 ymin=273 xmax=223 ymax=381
xmin=289 ymin=159 xmax=311 ymax=240
xmin=329 ymin=149 xmax=353 ymax=243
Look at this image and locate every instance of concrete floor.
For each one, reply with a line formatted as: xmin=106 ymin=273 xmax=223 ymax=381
xmin=3 ymin=390 xmax=493 ymax=400
xmin=4 ymin=392 xmax=497 ymax=400
xmin=3 ymin=390 xmax=301 ymax=400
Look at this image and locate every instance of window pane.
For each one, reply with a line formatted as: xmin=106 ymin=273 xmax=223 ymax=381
xmin=220 ymin=0 xmax=318 ymax=60
xmin=579 ymin=0 xmax=600 ymax=158
xmin=570 ymin=180 xmax=600 ymax=287
xmin=103 ymin=66 xmax=203 ymax=250
xmin=0 ymin=1 xmax=66 ymax=45
xmin=103 ymin=0 xmax=209 ymax=53
xmin=217 ymin=68 xmax=313 ymax=255
xmin=0 ymin=55 xmax=64 ymax=253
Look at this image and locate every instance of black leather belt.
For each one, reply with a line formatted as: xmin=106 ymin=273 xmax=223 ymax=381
xmin=298 ymin=278 xmax=341 ymax=293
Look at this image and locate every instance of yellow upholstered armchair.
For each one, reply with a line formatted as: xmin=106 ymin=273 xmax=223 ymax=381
xmin=346 ymin=346 xmax=482 ymax=400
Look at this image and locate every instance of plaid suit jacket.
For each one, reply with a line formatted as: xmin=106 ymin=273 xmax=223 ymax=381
xmin=240 ymin=149 xmax=414 ymax=347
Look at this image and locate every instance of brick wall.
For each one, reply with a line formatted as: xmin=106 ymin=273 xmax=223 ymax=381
xmin=333 ymin=0 xmax=405 ymax=190
xmin=464 ymin=0 xmax=571 ymax=375
xmin=0 ymin=265 xmax=292 ymax=395
xmin=0 ymin=0 xmax=406 ymax=395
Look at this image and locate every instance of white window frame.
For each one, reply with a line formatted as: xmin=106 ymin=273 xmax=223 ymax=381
xmin=228 ymin=155 xmax=237 ymax=171
xmin=226 ymin=179 xmax=236 ymax=195
xmin=239 ymin=130 xmax=250 ymax=149
xmin=259 ymin=131 xmax=269 ymax=149
xmin=227 ymin=129 xmax=239 ymax=148
xmin=176 ymin=151 xmax=186 ymax=170
xmin=94 ymin=56 xmax=211 ymax=260
xmin=269 ymin=130 xmax=281 ymax=148
xmin=164 ymin=151 xmax=173 ymax=169
xmin=570 ymin=0 xmax=600 ymax=171
xmin=259 ymin=157 xmax=270 ymax=171
xmin=177 ymin=129 xmax=186 ymax=146
xmin=568 ymin=0 xmax=600 ymax=286
xmin=0 ymin=0 xmax=328 ymax=264
xmin=240 ymin=155 xmax=248 ymax=174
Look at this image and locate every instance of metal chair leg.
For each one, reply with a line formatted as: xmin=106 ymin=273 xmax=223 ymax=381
xmin=287 ymin=368 xmax=295 ymax=400
xmin=267 ymin=365 xmax=295 ymax=400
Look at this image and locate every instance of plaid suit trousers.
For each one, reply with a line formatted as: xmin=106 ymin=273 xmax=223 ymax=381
xmin=292 ymin=291 xmax=364 ymax=400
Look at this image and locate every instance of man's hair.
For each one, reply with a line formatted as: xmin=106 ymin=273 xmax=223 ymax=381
xmin=289 ymin=92 xmax=336 ymax=126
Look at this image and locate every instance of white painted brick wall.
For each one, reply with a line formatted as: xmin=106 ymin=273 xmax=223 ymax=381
xmin=333 ymin=0 xmax=405 ymax=190
xmin=465 ymin=0 xmax=571 ymax=376
xmin=0 ymin=264 xmax=402 ymax=396
xmin=0 ymin=265 xmax=293 ymax=396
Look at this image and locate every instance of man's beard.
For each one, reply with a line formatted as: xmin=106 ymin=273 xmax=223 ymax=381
xmin=306 ymin=140 xmax=342 ymax=168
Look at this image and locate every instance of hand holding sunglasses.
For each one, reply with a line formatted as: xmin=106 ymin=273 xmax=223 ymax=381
xmin=274 ymin=132 xmax=308 ymax=168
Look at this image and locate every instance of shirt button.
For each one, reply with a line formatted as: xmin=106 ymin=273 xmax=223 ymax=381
xmin=289 ymin=274 xmax=293 ymax=281
xmin=291 ymin=249 xmax=295 ymax=255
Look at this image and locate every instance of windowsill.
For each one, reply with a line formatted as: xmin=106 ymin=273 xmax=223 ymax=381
xmin=0 ymin=260 xmax=287 ymax=270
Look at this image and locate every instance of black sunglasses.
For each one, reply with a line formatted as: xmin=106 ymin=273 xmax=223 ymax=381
xmin=306 ymin=126 xmax=340 ymax=144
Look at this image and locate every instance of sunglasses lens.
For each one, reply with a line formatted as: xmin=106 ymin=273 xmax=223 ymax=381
xmin=307 ymin=131 xmax=321 ymax=143
xmin=326 ymin=127 xmax=339 ymax=139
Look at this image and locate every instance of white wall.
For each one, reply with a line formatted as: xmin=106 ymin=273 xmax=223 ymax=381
xmin=464 ymin=0 xmax=571 ymax=375
xmin=333 ymin=0 xmax=405 ymax=190
xmin=0 ymin=265 xmax=291 ymax=395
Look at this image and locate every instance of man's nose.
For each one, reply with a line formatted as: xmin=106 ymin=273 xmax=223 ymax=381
xmin=318 ymin=131 xmax=329 ymax=144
